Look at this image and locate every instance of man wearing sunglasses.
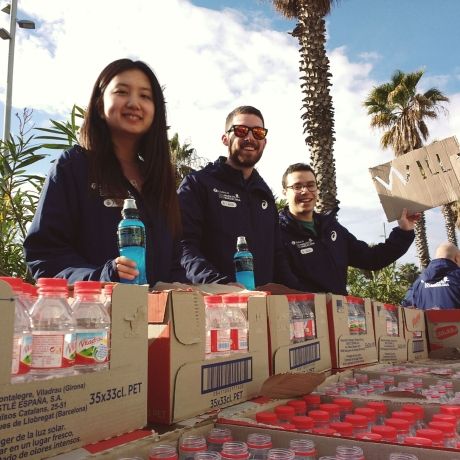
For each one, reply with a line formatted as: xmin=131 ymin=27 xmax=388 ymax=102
xmin=279 ymin=163 xmax=418 ymax=295
xmin=177 ymin=105 xmax=303 ymax=290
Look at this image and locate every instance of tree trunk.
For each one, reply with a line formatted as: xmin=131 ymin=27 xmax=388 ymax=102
xmin=414 ymin=212 xmax=430 ymax=269
xmin=442 ymin=202 xmax=458 ymax=246
xmin=292 ymin=1 xmax=338 ymax=213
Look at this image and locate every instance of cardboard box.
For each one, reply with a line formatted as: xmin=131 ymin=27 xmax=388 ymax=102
xmin=326 ymin=295 xmax=378 ymax=370
xmin=147 ymin=291 xmax=269 ymax=424
xmin=425 ymin=309 xmax=460 ymax=351
xmin=266 ymin=294 xmax=331 ymax=375
xmin=401 ymin=307 xmax=429 ymax=360
xmin=369 ymin=136 xmax=460 ymax=222
xmin=371 ymin=301 xmax=407 ymax=363
xmin=0 ymin=281 xmax=148 ymax=460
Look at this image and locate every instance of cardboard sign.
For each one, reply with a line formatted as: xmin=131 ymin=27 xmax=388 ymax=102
xmin=369 ymin=136 xmax=460 ymax=222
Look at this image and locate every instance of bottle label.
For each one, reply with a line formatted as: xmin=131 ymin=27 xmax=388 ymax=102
xmin=12 ymin=333 xmax=31 ymax=375
xmin=230 ymin=328 xmax=248 ymax=351
xmin=32 ymin=332 xmax=76 ymax=369
xmin=118 ymin=226 xmax=145 ymax=248
xmin=305 ymin=319 xmax=316 ymax=339
xmin=235 ymin=257 xmax=254 ymax=272
xmin=210 ymin=329 xmax=231 ymax=352
xmin=75 ymin=330 xmax=109 ymax=365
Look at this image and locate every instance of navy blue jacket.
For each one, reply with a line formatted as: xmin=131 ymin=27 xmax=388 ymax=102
xmin=402 ymin=258 xmax=460 ymax=309
xmin=24 ymin=146 xmax=183 ymax=286
xmin=279 ymin=207 xmax=415 ymax=295
xmin=177 ymin=157 xmax=302 ymax=288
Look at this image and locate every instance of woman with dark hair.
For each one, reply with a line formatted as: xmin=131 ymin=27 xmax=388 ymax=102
xmin=24 ymin=58 xmax=183 ymax=285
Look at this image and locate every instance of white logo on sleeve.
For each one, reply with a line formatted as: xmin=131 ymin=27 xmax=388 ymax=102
xmin=331 ymin=231 xmax=337 ymax=241
xmin=261 ymin=200 xmax=268 ymax=210
xmin=221 ymin=200 xmax=237 ymax=208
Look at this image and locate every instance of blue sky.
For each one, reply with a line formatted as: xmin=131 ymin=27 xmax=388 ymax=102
xmin=0 ymin=0 xmax=459 ymax=267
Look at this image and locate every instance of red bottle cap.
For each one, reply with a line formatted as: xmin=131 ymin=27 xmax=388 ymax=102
xmin=365 ymin=401 xmax=387 ymax=415
xmin=319 ymin=403 xmax=341 ymax=416
xmin=291 ymin=416 xmax=313 ymax=430
xmin=415 ymin=428 xmax=443 ymax=443
xmin=311 ymin=427 xmax=336 ymax=436
xmin=428 ymin=420 xmax=456 ymax=435
xmin=401 ymin=404 xmax=424 ymax=420
xmin=391 ymin=411 xmax=416 ymax=424
xmin=344 ymin=414 xmax=368 ymax=427
xmin=275 ymin=405 xmax=295 ymax=420
xmin=330 ymin=422 xmax=353 ymax=436
xmin=431 ymin=413 xmax=457 ymax=425
xmin=308 ymin=410 xmax=329 ymax=422
xmin=287 ymin=399 xmax=307 ymax=413
xmin=403 ymin=436 xmax=433 ymax=447
xmin=303 ymin=394 xmax=321 ymax=405
xmin=440 ymin=405 xmax=460 ymax=418
xmin=354 ymin=407 xmax=376 ymax=422
xmin=203 ymin=295 xmax=222 ymax=304
xmin=385 ymin=418 xmax=410 ymax=432
xmin=371 ymin=425 xmax=397 ymax=441
xmin=255 ymin=411 xmax=277 ymax=424
xmin=355 ymin=432 xmax=382 ymax=441
xmin=332 ymin=398 xmax=353 ymax=410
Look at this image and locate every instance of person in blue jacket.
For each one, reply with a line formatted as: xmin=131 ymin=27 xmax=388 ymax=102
xmin=279 ymin=163 xmax=418 ymax=295
xmin=177 ymin=105 xmax=302 ymax=289
xmin=402 ymin=242 xmax=460 ymax=309
xmin=23 ymin=58 xmax=183 ymax=286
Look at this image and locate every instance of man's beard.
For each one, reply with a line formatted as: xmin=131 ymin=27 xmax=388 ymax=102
xmin=228 ymin=141 xmax=263 ymax=168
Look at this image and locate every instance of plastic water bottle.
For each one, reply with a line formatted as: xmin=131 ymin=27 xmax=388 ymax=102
xmin=0 ymin=277 xmax=33 ymax=383
xmin=223 ymin=295 xmax=248 ymax=352
xmin=118 ymin=198 xmax=147 ymax=285
xmin=204 ymin=296 xmax=231 ymax=357
xmin=149 ymin=445 xmax=178 ymax=460
xmin=178 ymin=434 xmax=207 ymax=460
xmin=29 ymin=278 xmax=76 ymax=378
xmin=234 ymin=236 xmax=255 ymax=290
xmin=247 ymin=433 xmax=272 ymax=460
xmin=71 ymin=281 xmax=110 ymax=372
xmin=297 ymin=294 xmax=316 ymax=340
xmin=287 ymin=295 xmax=304 ymax=344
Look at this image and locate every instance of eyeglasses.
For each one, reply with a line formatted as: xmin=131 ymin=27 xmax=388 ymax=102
xmin=227 ymin=124 xmax=268 ymax=140
xmin=285 ymin=182 xmax=317 ymax=193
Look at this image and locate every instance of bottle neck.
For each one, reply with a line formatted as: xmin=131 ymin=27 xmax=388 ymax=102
xmin=237 ymin=244 xmax=249 ymax=252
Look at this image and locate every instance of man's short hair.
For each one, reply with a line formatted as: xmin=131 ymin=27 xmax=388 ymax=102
xmin=225 ymin=106 xmax=264 ymax=131
xmin=282 ymin=163 xmax=316 ymax=189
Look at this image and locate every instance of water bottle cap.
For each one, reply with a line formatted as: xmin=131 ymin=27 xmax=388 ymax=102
xmin=415 ymin=428 xmax=443 ymax=442
xmin=303 ymin=393 xmax=321 ymax=405
xmin=319 ymin=403 xmax=341 ymax=415
xmin=0 ymin=276 xmax=23 ymax=293
xmin=204 ymin=295 xmax=222 ymax=305
xmin=255 ymin=411 xmax=278 ymax=424
xmin=308 ymin=410 xmax=329 ymax=422
xmin=403 ymin=436 xmax=433 ymax=446
xmin=440 ymin=405 xmax=460 ymax=417
xmin=355 ymin=407 xmax=377 ymax=421
xmin=74 ymin=280 xmax=102 ymax=293
xmin=222 ymin=294 xmax=240 ymax=304
xmin=432 ymin=413 xmax=457 ymax=424
xmin=365 ymin=401 xmax=387 ymax=415
xmin=287 ymin=399 xmax=307 ymax=411
xmin=36 ymin=278 xmax=68 ymax=295
xmin=385 ymin=417 xmax=410 ymax=430
xmin=332 ymin=398 xmax=353 ymax=409
xmin=103 ymin=283 xmax=115 ymax=295
xmin=123 ymin=198 xmax=138 ymax=210
xmin=344 ymin=414 xmax=368 ymax=427
xmin=329 ymin=421 xmax=353 ymax=436
xmin=275 ymin=405 xmax=295 ymax=417
xmin=291 ymin=415 xmax=313 ymax=429
xmin=428 ymin=420 xmax=456 ymax=434
xmin=236 ymin=236 xmax=247 ymax=245
xmin=371 ymin=424 xmax=397 ymax=440
xmin=23 ymin=283 xmax=38 ymax=297
xmin=391 ymin=411 xmax=415 ymax=423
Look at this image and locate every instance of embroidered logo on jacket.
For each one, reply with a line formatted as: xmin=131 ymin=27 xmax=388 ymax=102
xmin=331 ymin=231 xmax=337 ymax=241
xmin=422 ymin=276 xmax=450 ymax=288
xmin=261 ymin=200 xmax=268 ymax=210
xmin=291 ymin=239 xmax=315 ymax=255
xmin=213 ymin=188 xmax=241 ymax=208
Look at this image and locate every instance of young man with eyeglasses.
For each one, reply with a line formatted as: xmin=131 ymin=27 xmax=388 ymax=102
xmin=177 ymin=106 xmax=303 ymax=289
xmin=279 ymin=163 xmax=418 ymax=295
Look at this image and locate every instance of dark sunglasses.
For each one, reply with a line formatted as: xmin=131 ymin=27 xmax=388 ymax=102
xmin=227 ymin=124 xmax=268 ymax=140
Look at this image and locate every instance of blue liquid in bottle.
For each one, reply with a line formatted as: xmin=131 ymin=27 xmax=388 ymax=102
xmin=233 ymin=236 xmax=255 ymax=290
xmin=117 ymin=198 xmax=147 ymax=285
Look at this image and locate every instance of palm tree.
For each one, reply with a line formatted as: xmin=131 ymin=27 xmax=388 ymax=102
xmin=364 ymin=69 xmax=449 ymax=268
xmin=271 ymin=0 xmax=339 ymax=213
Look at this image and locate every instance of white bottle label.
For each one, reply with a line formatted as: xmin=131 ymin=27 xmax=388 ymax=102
xmin=76 ymin=330 xmax=109 ymax=365
xmin=32 ymin=332 xmax=75 ymax=369
xmin=210 ymin=329 xmax=231 ymax=352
